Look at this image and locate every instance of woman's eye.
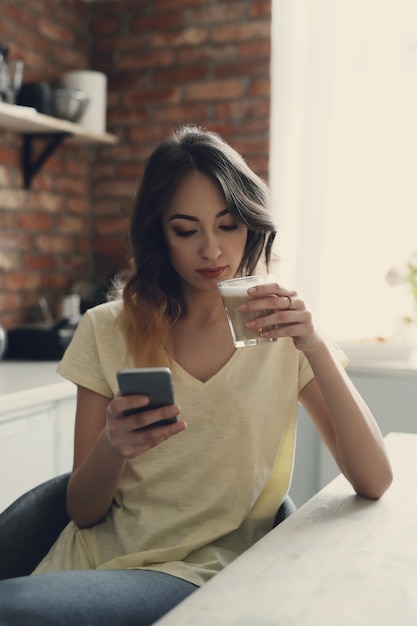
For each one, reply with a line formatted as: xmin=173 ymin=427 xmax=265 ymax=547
xmin=174 ymin=229 xmax=197 ymax=238
xmin=220 ymin=224 xmax=239 ymax=232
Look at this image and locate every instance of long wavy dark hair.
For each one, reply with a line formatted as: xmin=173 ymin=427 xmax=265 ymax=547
xmin=120 ymin=125 xmax=277 ymax=366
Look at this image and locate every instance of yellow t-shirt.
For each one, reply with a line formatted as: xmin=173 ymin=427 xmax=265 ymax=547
xmin=34 ymin=300 xmax=317 ymax=586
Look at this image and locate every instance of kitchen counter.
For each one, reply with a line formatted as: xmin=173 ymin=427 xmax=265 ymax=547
xmin=0 ymin=360 xmax=75 ymax=414
xmin=347 ymin=359 xmax=417 ymax=378
xmin=340 ymin=339 xmax=417 ymax=378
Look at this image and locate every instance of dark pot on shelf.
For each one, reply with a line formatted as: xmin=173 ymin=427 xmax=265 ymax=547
xmin=16 ymin=82 xmax=53 ymax=115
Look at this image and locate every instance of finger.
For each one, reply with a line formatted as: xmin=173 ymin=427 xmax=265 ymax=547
xmin=123 ymin=419 xmax=187 ymax=458
xmin=263 ymin=294 xmax=297 ymax=311
xmin=128 ymin=404 xmax=181 ymax=431
xmin=247 ymin=283 xmax=297 ymax=299
xmin=259 ymin=310 xmax=312 ymax=338
xmin=112 ymin=394 xmax=150 ymax=419
xmin=279 ymin=294 xmax=296 ymax=310
xmin=273 ymin=293 xmax=302 ymax=312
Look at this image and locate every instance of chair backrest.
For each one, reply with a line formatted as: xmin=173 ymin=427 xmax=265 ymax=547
xmin=274 ymin=495 xmax=297 ymax=527
xmin=0 ymin=473 xmax=70 ymax=580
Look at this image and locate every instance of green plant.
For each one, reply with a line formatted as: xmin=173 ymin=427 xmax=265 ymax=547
xmin=386 ymin=253 xmax=417 ymax=323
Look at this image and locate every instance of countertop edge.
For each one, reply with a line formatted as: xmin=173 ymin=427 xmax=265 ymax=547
xmin=0 ymin=380 xmax=76 ymax=417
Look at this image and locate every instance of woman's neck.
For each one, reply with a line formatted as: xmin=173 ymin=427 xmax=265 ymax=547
xmin=180 ymin=286 xmax=226 ymax=325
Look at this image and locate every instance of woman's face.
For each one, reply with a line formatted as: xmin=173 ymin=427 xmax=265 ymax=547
xmin=162 ymin=171 xmax=248 ymax=293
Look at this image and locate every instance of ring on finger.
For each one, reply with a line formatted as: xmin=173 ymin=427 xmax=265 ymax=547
xmin=284 ymin=295 xmax=293 ymax=310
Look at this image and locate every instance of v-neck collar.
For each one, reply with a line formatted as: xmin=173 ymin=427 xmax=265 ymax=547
xmin=171 ymin=348 xmax=245 ymax=388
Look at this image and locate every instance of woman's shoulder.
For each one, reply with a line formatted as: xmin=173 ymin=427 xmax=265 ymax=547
xmin=84 ymin=298 xmax=124 ymax=324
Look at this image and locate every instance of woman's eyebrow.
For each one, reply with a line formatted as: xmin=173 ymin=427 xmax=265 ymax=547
xmin=168 ymin=213 xmax=198 ymax=222
xmin=168 ymin=209 xmax=229 ymax=222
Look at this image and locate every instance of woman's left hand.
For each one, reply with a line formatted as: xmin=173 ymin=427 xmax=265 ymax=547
xmin=239 ymin=282 xmax=320 ymax=353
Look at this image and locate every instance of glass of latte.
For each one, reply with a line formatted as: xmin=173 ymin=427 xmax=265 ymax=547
xmin=217 ymin=275 xmax=277 ymax=348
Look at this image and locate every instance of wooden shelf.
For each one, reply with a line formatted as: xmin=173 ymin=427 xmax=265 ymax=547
xmin=0 ymin=101 xmax=118 ymax=188
xmin=0 ymin=101 xmax=117 ymax=145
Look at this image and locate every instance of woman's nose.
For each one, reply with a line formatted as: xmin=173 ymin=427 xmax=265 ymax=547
xmin=200 ymin=234 xmax=221 ymax=260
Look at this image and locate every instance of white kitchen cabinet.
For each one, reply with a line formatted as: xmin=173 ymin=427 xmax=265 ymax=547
xmin=318 ymin=364 xmax=417 ymax=490
xmin=0 ymin=396 xmax=76 ymax=512
xmin=290 ymin=361 xmax=417 ymax=506
xmin=0 ymin=404 xmax=56 ymax=512
xmin=0 ymin=361 xmax=76 ymax=512
xmin=290 ymin=406 xmax=321 ymax=506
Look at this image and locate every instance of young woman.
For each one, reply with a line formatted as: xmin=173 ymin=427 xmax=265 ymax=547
xmin=0 ymin=126 xmax=392 ymax=625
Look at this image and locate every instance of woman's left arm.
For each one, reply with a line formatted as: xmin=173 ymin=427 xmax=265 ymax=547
xmin=244 ymin=283 xmax=393 ymax=499
xmin=299 ymin=340 xmax=393 ymax=499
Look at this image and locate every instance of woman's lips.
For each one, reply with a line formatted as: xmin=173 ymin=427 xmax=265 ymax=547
xmin=196 ymin=267 xmax=226 ymax=279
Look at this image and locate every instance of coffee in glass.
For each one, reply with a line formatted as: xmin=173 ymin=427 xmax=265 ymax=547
xmin=218 ymin=275 xmax=277 ymax=348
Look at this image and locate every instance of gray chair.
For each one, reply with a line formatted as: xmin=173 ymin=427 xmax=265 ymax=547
xmin=0 ymin=473 xmax=71 ymax=580
xmin=0 ymin=473 xmax=296 ymax=580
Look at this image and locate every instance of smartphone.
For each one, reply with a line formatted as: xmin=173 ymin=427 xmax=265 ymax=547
xmin=116 ymin=367 xmax=178 ymax=429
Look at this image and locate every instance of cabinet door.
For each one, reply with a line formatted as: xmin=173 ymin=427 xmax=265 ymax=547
xmin=318 ymin=372 xmax=417 ymax=489
xmin=0 ymin=406 xmax=55 ymax=512
xmin=290 ymin=405 xmax=321 ymax=506
xmin=349 ymin=373 xmax=417 ymax=434
xmin=55 ymin=396 xmax=76 ymax=474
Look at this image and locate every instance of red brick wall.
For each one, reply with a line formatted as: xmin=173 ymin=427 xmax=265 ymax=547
xmin=0 ymin=0 xmax=271 ymax=331
xmin=0 ymin=0 xmax=92 ymax=328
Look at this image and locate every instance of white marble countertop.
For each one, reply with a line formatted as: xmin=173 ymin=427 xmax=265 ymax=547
xmin=0 ymin=361 xmax=75 ymax=415
xmin=340 ymin=340 xmax=417 ymax=377
xmin=0 ymin=361 xmax=62 ymax=395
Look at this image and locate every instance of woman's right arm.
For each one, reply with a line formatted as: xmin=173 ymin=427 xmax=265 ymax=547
xmin=66 ymin=385 xmax=184 ymax=528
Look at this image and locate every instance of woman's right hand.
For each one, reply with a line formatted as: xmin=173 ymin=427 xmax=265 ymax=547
xmin=105 ymin=393 xmax=185 ymax=459
xmin=67 ymin=387 xmax=186 ymax=527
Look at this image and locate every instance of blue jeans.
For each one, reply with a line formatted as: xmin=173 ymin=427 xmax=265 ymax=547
xmin=0 ymin=569 xmax=197 ymax=625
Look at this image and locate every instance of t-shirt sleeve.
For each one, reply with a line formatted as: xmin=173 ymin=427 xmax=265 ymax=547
xmin=298 ymin=336 xmax=348 ymax=393
xmin=57 ymin=309 xmax=113 ymax=398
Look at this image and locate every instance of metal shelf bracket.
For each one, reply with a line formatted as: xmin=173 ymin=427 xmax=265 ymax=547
xmin=22 ymin=132 xmax=71 ymax=189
